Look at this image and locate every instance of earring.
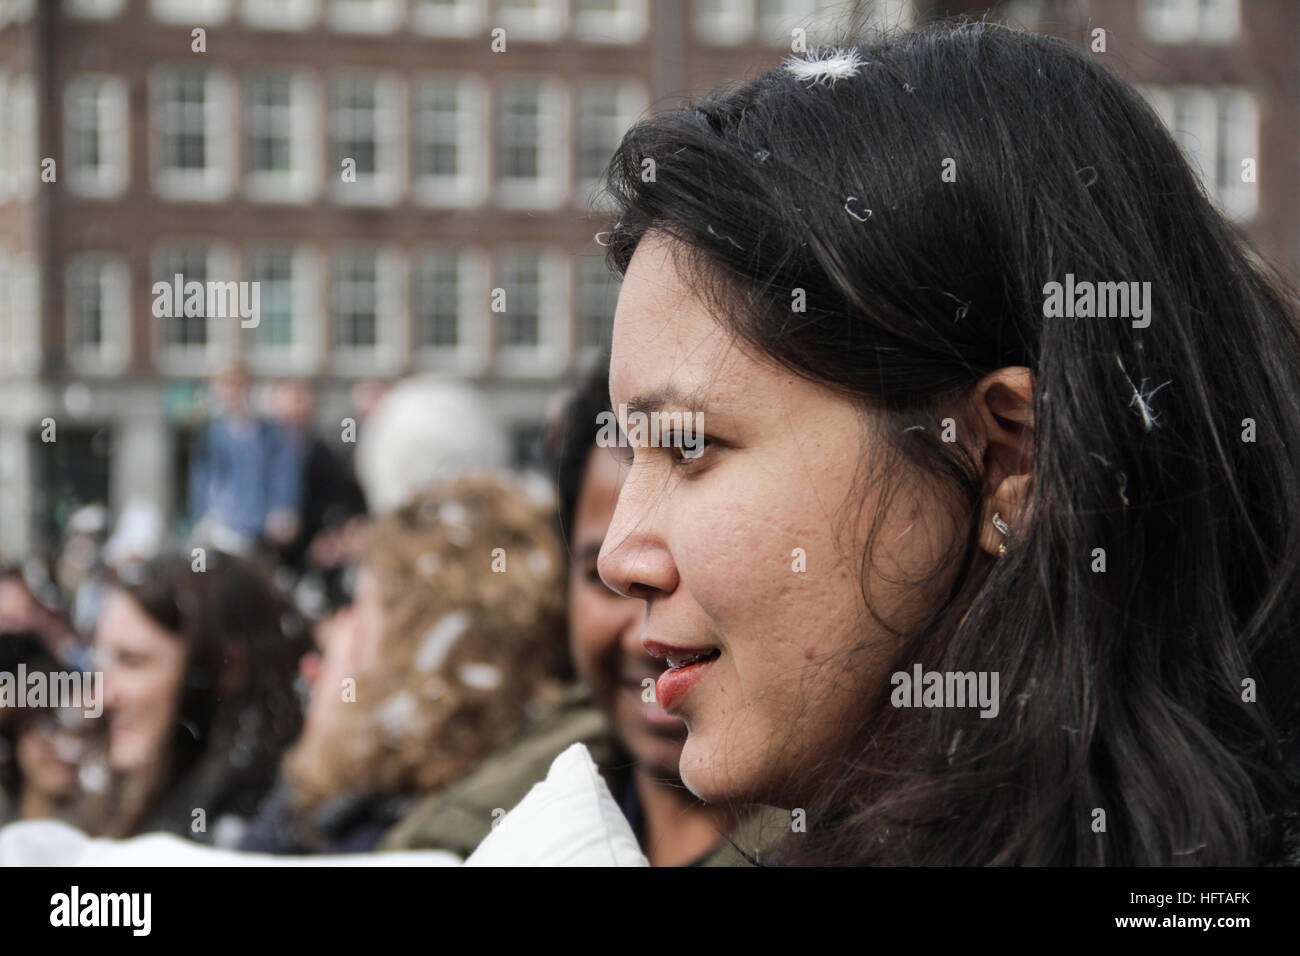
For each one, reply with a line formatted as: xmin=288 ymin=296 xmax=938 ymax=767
xmin=992 ymin=512 xmax=1010 ymax=556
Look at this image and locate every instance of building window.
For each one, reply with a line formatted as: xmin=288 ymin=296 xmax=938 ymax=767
xmin=327 ymin=0 xmax=404 ymax=32
xmin=2 ymin=75 xmax=37 ymax=200
xmin=574 ymin=0 xmax=647 ymax=43
xmin=1142 ymin=84 xmax=1258 ymax=221
xmin=65 ymin=76 xmax=129 ymax=199
xmin=413 ymin=248 xmax=464 ymax=350
xmin=412 ymin=76 xmax=485 ymax=206
xmin=246 ymin=245 xmax=317 ymax=371
xmin=496 ymin=0 xmax=566 ymax=41
xmin=64 ymin=0 xmax=126 ymax=19
xmin=410 ymin=0 xmax=483 ymax=35
xmin=755 ymin=0 xmax=822 ymax=46
xmin=240 ymin=0 xmax=318 ymax=28
xmin=245 ymin=71 xmax=318 ymax=202
xmin=151 ymin=0 xmax=230 ymax=24
xmin=65 ymin=255 xmax=130 ymax=372
xmin=576 ymin=254 xmax=619 ymax=357
xmin=334 ymin=250 xmax=377 ymax=350
xmin=152 ymin=67 xmax=233 ymax=200
xmin=500 ymin=252 xmax=540 ymax=349
xmin=575 ymin=79 xmax=645 ymax=205
xmin=1139 ymin=0 xmax=1239 ymax=44
xmin=496 ymin=249 xmax=566 ymax=375
xmin=1212 ymin=89 xmax=1258 ymax=220
xmin=0 ymin=254 xmax=11 ymax=371
xmin=331 ymin=247 xmax=403 ymax=370
xmin=0 ymin=77 xmax=6 ymax=202
xmin=0 ymin=252 xmax=39 ymax=373
xmin=694 ymin=0 xmax=752 ymax=45
xmin=496 ymin=80 xmax=566 ymax=209
xmin=414 ymin=248 xmax=487 ymax=371
xmin=329 ymin=73 xmax=403 ymax=204
xmin=153 ymin=244 xmax=235 ymax=370
xmin=864 ymin=0 xmax=914 ymax=30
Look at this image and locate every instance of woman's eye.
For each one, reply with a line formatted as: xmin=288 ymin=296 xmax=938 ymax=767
xmin=669 ymin=434 xmax=712 ymax=466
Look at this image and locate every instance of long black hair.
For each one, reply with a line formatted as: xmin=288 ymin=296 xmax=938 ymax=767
xmin=600 ymin=19 xmax=1300 ymax=865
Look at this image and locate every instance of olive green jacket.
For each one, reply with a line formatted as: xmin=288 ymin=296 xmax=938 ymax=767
xmin=380 ymin=684 xmax=788 ymax=865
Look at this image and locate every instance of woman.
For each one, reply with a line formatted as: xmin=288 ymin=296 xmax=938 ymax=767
xmin=84 ymin=553 xmax=308 ymax=844
xmin=243 ymin=473 xmax=571 ymax=853
xmin=0 ymin=634 xmax=83 ymax=826
xmin=595 ymin=21 xmax=1300 ymax=865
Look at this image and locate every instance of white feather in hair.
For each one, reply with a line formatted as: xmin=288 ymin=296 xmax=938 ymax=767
xmin=784 ymin=47 xmax=868 ymax=87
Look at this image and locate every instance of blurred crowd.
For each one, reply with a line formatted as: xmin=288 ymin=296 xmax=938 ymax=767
xmin=0 ymin=361 xmax=780 ymax=865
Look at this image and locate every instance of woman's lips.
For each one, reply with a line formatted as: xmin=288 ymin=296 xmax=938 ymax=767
xmin=641 ymin=639 xmax=723 ymax=714
xmin=654 ymin=650 xmax=721 ymax=713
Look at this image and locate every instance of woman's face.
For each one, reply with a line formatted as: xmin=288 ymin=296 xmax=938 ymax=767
xmin=16 ymin=714 xmax=80 ymax=799
xmin=568 ymin=445 xmax=687 ymax=778
xmin=598 ymin=232 xmax=957 ymax=808
xmin=95 ymin=589 xmax=187 ymax=773
xmin=300 ymin=567 xmax=385 ymax=741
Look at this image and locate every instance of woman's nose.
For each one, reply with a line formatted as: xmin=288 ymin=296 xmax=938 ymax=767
xmin=597 ymin=486 xmax=679 ymax=601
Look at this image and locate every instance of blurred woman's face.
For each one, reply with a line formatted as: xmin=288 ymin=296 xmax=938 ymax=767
xmin=568 ymin=446 xmax=687 ymax=778
xmin=95 ymin=590 xmax=187 ymax=773
xmin=16 ymin=715 xmax=80 ymax=799
xmin=300 ymin=568 xmax=384 ymax=741
xmin=598 ymin=233 xmax=957 ymax=808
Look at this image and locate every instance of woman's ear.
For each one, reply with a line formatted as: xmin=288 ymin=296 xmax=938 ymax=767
xmin=966 ymin=366 xmax=1035 ymax=557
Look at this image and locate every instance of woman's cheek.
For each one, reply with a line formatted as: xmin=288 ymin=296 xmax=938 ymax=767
xmin=673 ymin=488 xmax=761 ymax=602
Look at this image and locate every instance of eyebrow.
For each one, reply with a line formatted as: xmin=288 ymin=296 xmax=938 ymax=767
xmin=617 ymin=385 xmax=703 ymax=415
xmin=578 ymin=542 xmax=602 ymax=562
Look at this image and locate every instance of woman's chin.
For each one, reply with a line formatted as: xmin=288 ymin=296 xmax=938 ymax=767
xmin=108 ymin=737 xmax=148 ymax=774
xmin=677 ymin=732 xmax=734 ymax=804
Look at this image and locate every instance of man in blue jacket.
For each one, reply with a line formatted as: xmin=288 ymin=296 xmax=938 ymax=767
xmin=188 ymin=366 xmax=302 ymax=559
